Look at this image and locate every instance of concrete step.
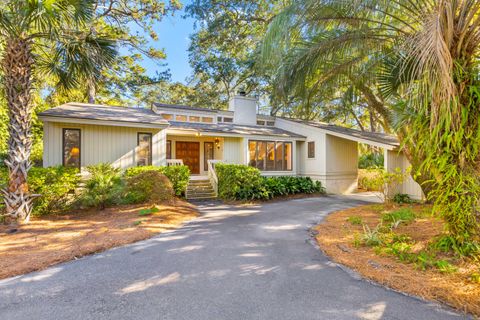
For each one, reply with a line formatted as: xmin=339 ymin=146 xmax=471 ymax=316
xmin=186 ymin=178 xmax=217 ymax=200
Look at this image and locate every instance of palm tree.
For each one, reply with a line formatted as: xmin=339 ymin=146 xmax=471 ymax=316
xmin=263 ymin=0 xmax=480 ymax=241
xmin=0 ymin=0 xmax=116 ymax=223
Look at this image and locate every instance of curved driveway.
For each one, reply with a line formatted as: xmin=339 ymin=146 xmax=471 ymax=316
xmin=0 ymin=196 xmax=466 ymax=319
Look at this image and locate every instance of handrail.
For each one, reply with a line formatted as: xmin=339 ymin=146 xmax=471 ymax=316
xmin=207 ymin=160 xmax=222 ymax=197
xmin=166 ymin=159 xmax=184 ymax=166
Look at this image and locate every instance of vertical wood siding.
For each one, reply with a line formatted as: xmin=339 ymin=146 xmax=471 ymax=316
xmin=43 ymin=122 xmax=163 ymax=169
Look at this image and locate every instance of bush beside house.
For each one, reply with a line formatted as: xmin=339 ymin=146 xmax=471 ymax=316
xmin=124 ymin=165 xmax=190 ymax=196
xmin=216 ymin=163 xmax=325 ymax=201
xmin=0 ymin=164 xmax=190 ymax=219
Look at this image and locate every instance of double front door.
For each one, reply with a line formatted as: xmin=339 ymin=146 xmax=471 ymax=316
xmin=175 ymin=141 xmax=215 ymax=175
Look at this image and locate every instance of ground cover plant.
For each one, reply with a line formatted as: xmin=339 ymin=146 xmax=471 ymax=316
xmin=216 ymin=164 xmax=325 ymax=201
xmin=315 ymin=204 xmax=480 ymax=316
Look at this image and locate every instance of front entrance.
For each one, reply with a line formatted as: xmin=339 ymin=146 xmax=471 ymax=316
xmin=176 ymin=141 xmax=200 ymax=174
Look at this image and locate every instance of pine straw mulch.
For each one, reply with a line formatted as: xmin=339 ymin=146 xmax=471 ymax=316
xmin=0 ymin=198 xmax=198 ymax=280
xmin=314 ymin=204 xmax=480 ymax=317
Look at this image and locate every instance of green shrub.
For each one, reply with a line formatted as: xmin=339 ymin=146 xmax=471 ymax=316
xmin=28 ymin=167 xmax=80 ymax=215
xmin=124 ymin=165 xmax=189 ymax=196
xmin=216 ymin=164 xmax=325 ymax=201
xmin=264 ymin=176 xmax=324 ymax=196
xmin=393 ymin=193 xmax=413 ymax=204
xmin=360 ymin=168 xmax=407 ymax=202
xmin=216 ymin=164 xmax=270 ymax=200
xmin=78 ymin=164 xmax=122 ymax=210
xmin=124 ymin=170 xmax=174 ymax=204
xmin=358 ymin=152 xmax=384 ymax=169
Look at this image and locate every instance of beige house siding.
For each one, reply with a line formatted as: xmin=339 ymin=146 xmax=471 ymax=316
xmin=223 ymin=137 xmax=244 ymax=164
xmin=43 ymin=122 xmax=165 ymax=169
xmin=384 ymin=150 xmax=424 ymax=200
xmin=325 ymin=134 xmax=358 ymax=194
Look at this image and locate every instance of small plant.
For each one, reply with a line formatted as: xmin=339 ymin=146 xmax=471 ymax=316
xmin=138 ymin=207 xmax=160 ymax=216
xmin=78 ymin=164 xmax=122 ymax=210
xmin=431 ymin=235 xmax=480 ymax=258
xmin=352 ymin=233 xmax=362 ymax=247
xmin=434 ymin=260 xmax=457 ymax=273
xmin=133 ymin=220 xmax=143 ymax=226
xmin=362 ymin=224 xmax=383 ymax=246
xmin=393 ymin=193 xmax=413 ymax=204
xmin=360 ymin=167 xmax=408 ymax=203
xmin=347 ymin=216 xmax=363 ymax=225
xmin=470 ymin=271 xmax=480 ymax=283
xmin=415 ymin=251 xmax=436 ymax=270
xmin=382 ymin=208 xmax=416 ymax=225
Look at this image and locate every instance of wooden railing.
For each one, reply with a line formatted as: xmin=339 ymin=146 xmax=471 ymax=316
xmin=207 ymin=160 xmax=222 ymax=197
xmin=166 ymin=159 xmax=184 ymax=166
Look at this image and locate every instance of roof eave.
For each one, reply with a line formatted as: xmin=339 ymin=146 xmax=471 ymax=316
xmin=39 ymin=115 xmax=169 ymax=129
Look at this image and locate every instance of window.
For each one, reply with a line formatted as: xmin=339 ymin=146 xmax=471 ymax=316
xmin=266 ymin=121 xmax=275 ymax=126
xmin=189 ymin=116 xmax=201 ymax=122
xmin=63 ymin=129 xmax=81 ymax=169
xmin=248 ymin=140 xmax=293 ymax=171
xmin=257 ymin=120 xmax=265 ymax=126
xmin=202 ymin=117 xmax=213 ymax=123
xmin=217 ymin=116 xmax=222 ymax=122
xmin=308 ymin=141 xmax=315 ymax=158
xmin=223 ymin=117 xmax=233 ymax=123
xmin=175 ymin=114 xmax=187 ymax=121
xmin=166 ymin=140 xmax=172 ymax=160
xmin=204 ymin=142 xmax=214 ymax=171
xmin=162 ymin=113 xmax=173 ymax=120
xmin=137 ymin=133 xmax=152 ymax=166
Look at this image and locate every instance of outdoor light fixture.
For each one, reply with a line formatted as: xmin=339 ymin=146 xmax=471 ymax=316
xmin=214 ymin=138 xmax=220 ymax=149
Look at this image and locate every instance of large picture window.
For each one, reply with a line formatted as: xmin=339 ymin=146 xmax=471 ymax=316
xmin=63 ymin=129 xmax=81 ymax=169
xmin=137 ymin=133 xmax=152 ymax=166
xmin=248 ymin=140 xmax=292 ymax=171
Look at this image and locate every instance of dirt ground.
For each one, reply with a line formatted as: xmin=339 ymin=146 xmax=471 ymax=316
xmin=0 ymin=199 xmax=198 ymax=280
xmin=315 ymin=204 xmax=480 ymax=317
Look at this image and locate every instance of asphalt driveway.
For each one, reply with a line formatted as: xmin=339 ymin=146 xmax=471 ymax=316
xmin=0 ymin=196 xmax=467 ymax=319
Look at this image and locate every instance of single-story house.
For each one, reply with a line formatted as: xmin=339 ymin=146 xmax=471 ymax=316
xmin=38 ymin=94 xmax=423 ymax=200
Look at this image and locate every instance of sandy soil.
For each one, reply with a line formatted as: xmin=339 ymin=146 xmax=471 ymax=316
xmin=0 ymin=199 xmax=198 ymax=280
xmin=315 ymin=204 xmax=480 ymax=317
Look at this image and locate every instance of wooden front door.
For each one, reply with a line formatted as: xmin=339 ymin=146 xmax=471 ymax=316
xmin=176 ymin=141 xmax=200 ymax=174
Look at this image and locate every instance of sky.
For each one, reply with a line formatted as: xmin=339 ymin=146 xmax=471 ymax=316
xmin=141 ymin=2 xmax=195 ymax=84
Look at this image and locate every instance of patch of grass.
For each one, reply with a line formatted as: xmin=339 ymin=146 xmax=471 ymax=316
xmin=138 ymin=207 xmax=160 ymax=216
xmin=382 ymin=208 xmax=415 ymax=226
xmin=347 ymin=216 xmax=363 ymax=225
xmin=470 ymin=271 xmax=480 ymax=283
xmin=434 ymin=260 xmax=457 ymax=273
xmin=133 ymin=220 xmax=143 ymax=226
xmin=352 ymin=233 xmax=362 ymax=248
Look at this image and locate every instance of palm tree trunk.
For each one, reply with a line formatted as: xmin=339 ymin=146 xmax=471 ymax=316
xmin=1 ymin=38 xmax=35 ymax=223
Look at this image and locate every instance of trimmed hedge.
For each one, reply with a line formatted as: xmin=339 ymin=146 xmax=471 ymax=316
xmin=124 ymin=165 xmax=190 ymax=196
xmin=216 ymin=164 xmax=325 ymax=201
xmin=124 ymin=170 xmax=174 ymax=204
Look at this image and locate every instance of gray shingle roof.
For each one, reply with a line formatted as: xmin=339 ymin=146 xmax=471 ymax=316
xmin=167 ymin=121 xmax=305 ymax=139
xmin=39 ymin=103 xmax=169 ymax=126
xmin=283 ymin=118 xmax=399 ymax=147
xmin=153 ymin=102 xmax=219 ymax=113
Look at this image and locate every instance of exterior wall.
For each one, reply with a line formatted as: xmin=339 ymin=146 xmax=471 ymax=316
xmin=43 ymin=121 xmax=165 ymax=169
xmin=223 ymin=137 xmax=244 ymax=164
xmin=275 ymin=118 xmax=327 ymax=182
xmin=384 ymin=150 xmax=424 ymax=200
xmin=325 ymin=134 xmax=358 ymax=194
xmin=167 ymin=135 xmax=224 ymax=175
